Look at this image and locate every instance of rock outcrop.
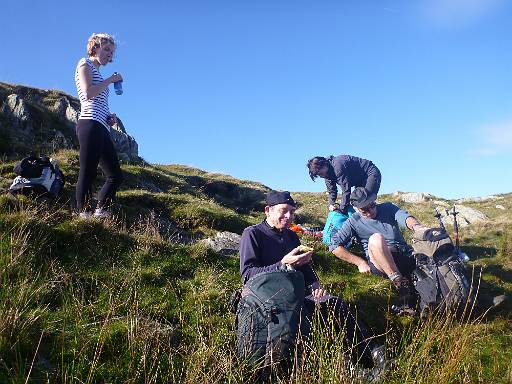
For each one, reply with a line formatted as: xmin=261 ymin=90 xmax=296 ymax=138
xmin=110 ymin=119 xmax=139 ymax=162
xmin=391 ymin=191 xmax=490 ymax=227
xmin=434 ymin=204 xmax=488 ymax=227
xmin=200 ymin=231 xmax=241 ymax=255
xmin=456 ymin=195 xmax=504 ymax=203
xmin=0 ymin=82 xmax=139 ymax=161
xmin=393 ymin=191 xmax=433 ymax=203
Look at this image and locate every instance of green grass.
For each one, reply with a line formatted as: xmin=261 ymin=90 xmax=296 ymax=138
xmin=0 ymin=150 xmax=511 ymax=383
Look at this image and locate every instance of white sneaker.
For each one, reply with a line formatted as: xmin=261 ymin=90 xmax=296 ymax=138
xmin=93 ymin=208 xmax=111 ymax=218
xmin=78 ymin=211 xmax=93 ymax=219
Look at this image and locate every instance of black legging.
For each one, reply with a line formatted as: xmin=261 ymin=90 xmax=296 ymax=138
xmin=303 ymin=296 xmax=379 ymax=367
xmin=76 ymin=119 xmax=123 ymax=211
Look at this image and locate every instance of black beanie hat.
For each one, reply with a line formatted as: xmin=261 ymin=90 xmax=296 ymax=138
xmin=266 ymin=190 xmax=296 ymax=207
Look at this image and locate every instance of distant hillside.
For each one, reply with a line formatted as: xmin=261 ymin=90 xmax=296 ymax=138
xmin=293 ymin=190 xmax=512 ymax=229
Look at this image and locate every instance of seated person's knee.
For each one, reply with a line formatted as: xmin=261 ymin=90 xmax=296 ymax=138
xmin=368 ymin=233 xmax=385 ymax=251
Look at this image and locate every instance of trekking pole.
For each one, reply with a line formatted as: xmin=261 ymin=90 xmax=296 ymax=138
xmin=434 ymin=208 xmax=446 ymax=230
xmin=449 ymin=206 xmax=460 ymax=253
xmin=448 ymin=206 xmax=469 ymax=262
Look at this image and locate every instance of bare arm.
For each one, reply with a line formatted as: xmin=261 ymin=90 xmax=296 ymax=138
xmin=332 ymin=246 xmax=371 ymax=273
xmin=77 ymin=62 xmax=122 ymax=100
xmin=405 ymin=216 xmax=426 ymax=231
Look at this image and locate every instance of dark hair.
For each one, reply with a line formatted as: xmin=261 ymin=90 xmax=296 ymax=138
xmin=307 ymin=156 xmax=329 ymax=181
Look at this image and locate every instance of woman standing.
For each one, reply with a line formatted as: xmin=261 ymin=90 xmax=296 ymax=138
xmin=75 ymin=33 xmax=123 ymax=218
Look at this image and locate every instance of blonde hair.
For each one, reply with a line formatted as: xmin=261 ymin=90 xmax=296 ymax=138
xmin=87 ymin=33 xmax=116 ymax=58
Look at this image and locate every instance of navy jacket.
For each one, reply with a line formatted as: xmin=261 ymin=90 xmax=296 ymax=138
xmin=325 ymin=155 xmax=380 ymax=212
xmin=239 ymin=221 xmax=319 ymax=287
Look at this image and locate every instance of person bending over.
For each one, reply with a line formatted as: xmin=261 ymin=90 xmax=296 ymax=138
xmin=307 ymin=154 xmax=381 ymax=215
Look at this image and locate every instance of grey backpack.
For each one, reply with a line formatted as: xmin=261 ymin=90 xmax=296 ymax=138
xmin=411 ymin=228 xmax=472 ymax=316
xmin=235 ymin=270 xmax=309 ymax=378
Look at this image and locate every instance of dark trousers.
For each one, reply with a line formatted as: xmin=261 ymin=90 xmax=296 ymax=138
xmin=76 ymin=119 xmax=123 ymax=211
xmin=303 ymin=296 xmax=378 ymax=367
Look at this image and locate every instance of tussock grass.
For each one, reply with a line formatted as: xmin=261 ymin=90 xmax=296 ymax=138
xmin=0 ymin=153 xmax=510 ymax=383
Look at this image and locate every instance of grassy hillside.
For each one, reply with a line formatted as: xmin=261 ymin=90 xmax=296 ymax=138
xmin=0 ymin=150 xmax=511 ymax=383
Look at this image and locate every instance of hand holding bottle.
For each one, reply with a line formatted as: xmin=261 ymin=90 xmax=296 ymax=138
xmin=110 ymin=72 xmax=123 ymax=95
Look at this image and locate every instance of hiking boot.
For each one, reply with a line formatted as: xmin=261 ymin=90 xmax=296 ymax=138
xmin=78 ymin=211 xmax=93 ymax=219
xmin=392 ymin=276 xmax=414 ymax=308
xmin=371 ymin=345 xmax=386 ymax=370
xmin=369 ymin=345 xmax=392 ymax=382
xmin=93 ymin=207 xmax=111 ymax=218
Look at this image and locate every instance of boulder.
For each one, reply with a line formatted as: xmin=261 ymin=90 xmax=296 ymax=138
xmin=201 ymin=231 xmax=241 ymax=256
xmin=393 ymin=191 xmax=433 ymax=203
xmin=110 ymin=118 xmax=139 ymax=162
xmin=434 ymin=204 xmax=488 ymax=227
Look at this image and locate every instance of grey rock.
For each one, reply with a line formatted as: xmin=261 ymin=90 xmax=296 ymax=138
xmin=3 ymin=94 xmax=34 ymax=140
xmin=66 ymin=103 xmax=79 ymax=124
xmin=110 ymin=118 xmax=139 ymax=162
xmin=456 ymin=195 xmax=504 ymax=203
xmin=51 ymin=97 xmax=79 ymax=125
xmin=51 ymin=98 xmax=67 ymax=117
xmin=1 ymin=83 xmax=139 ymax=160
xmin=495 ymin=204 xmax=506 ymax=210
xmin=393 ymin=191 xmax=433 ymax=203
xmin=434 ymin=204 xmax=488 ymax=227
xmin=201 ymin=231 xmax=241 ymax=255
xmin=6 ymin=94 xmax=30 ymax=122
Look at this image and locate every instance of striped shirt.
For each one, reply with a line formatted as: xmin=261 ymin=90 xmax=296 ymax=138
xmin=75 ymin=58 xmax=110 ymax=130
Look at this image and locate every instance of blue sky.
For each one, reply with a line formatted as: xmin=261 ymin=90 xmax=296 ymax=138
xmin=2 ymin=0 xmax=511 ymax=199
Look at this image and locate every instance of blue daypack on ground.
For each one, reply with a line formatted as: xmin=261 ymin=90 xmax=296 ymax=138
xmin=322 ymin=207 xmax=354 ymax=246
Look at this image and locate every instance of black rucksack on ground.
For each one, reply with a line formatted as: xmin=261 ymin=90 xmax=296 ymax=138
xmin=411 ymin=227 xmax=473 ymax=317
xmin=13 ymin=155 xmax=53 ymax=178
xmin=9 ymin=155 xmax=65 ymax=199
xmin=235 ymin=270 xmax=309 ymax=378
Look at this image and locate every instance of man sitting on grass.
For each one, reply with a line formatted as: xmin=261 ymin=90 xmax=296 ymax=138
xmin=239 ymin=190 xmax=386 ymax=374
xmin=330 ymin=187 xmax=428 ymax=309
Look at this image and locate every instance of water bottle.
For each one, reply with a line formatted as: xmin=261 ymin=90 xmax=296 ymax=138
xmin=459 ymin=252 xmax=470 ymax=263
xmin=113 ymin=72 xmax=123 ymax=95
